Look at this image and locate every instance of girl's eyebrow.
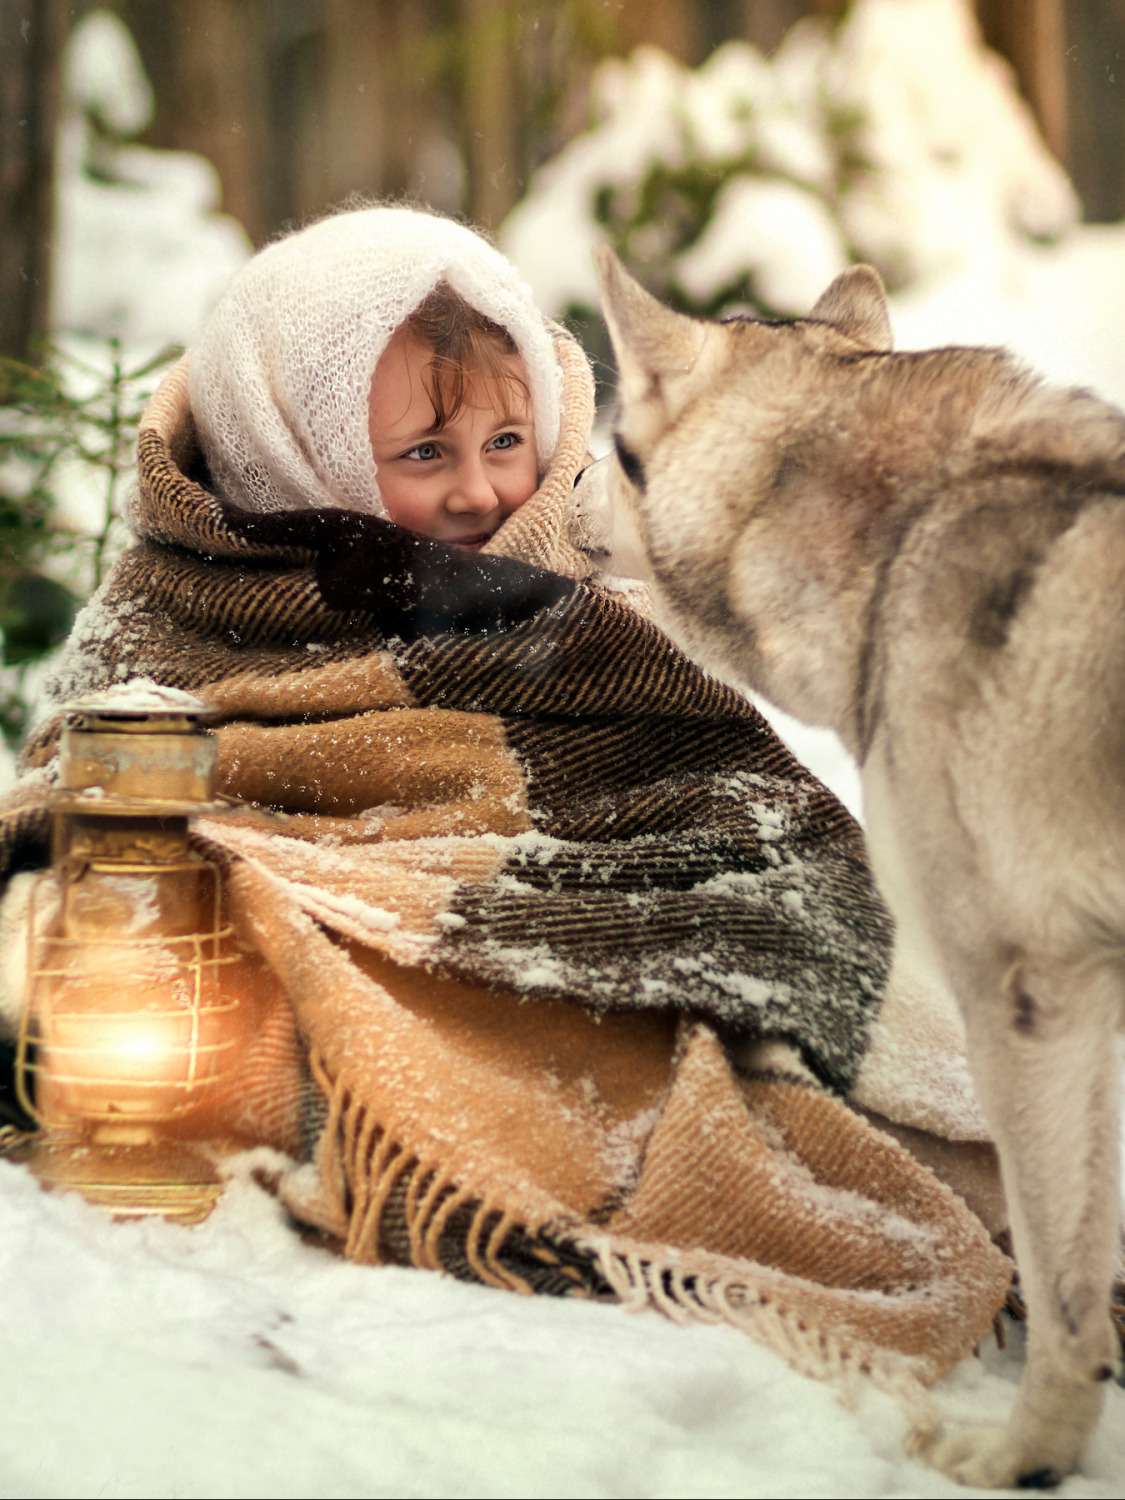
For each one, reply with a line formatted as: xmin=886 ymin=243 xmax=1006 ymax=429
xmin=377 ymin=411 xmax=536 ymax=449
xmin=374 ymin=432 xmax=433 ymax=453
xmin=488 ymin=412 xmax=535 ymax=431
xmin=374 ymin=415 xmax=443 ymax=446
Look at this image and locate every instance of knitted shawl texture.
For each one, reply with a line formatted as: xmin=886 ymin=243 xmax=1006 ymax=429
xmin=3 ymin=342 xmax=1010 ymax=1398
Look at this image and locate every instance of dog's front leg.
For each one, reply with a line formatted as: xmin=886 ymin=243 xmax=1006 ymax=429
xmin=926 ymin=955 xmax=1121 ymax=1489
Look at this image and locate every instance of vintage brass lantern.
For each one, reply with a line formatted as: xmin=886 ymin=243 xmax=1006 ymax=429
xmin=17 ymin=688 xmax=247 ymax=1223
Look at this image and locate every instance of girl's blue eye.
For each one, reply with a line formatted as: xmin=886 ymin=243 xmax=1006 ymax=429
xmin=490 ymin=432 xmax=518 ymax=451
xmin=406 ymin=442 xmax=438 ymax=461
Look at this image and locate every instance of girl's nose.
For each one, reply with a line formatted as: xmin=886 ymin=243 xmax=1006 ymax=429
xmin=446 ymin=458 xmax=498 ymax=515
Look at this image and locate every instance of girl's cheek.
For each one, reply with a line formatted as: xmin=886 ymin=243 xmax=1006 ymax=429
xmin=506 ymin=452 xmax=539 ymax=508
xmin=380 ymin=478 xmax=437 ymax=532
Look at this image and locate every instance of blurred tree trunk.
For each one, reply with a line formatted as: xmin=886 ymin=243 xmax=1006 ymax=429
xmin=976 ymin=0 xmax=1067 ymax=163
xmin=326 ymin=1 xmax=459 ymax=215
xmin=123 ymin=0 xmax=273 ymax=244
xmin=744 ymin=2 xmax=819 ymax=55
xmin=618 ymin=0 xmax=699 ymax=60
xmin=0 ymin=0 xmax=67 ymax=362
xmin=125 ymin=0 xmax=462 ymax=240
xmin=323 ymin=0 xmax=388 ymax=205
xmin=1063 ymin=0 xmax=1125 ymax=221
xmin=460 ymin=0 xmax=518 ymax=229
xmin=617 ymin=2 xmax=844 ymax=66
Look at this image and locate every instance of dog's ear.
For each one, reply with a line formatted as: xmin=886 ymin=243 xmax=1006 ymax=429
xmin=594 ymin=245 xmax=709 ymax=411
xmin=808 ymin=265 xmax=892 ymax=352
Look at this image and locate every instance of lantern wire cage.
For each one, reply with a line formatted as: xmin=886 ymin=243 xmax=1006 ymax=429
xmin=16 ymin=863 xmax=243 ymax=1135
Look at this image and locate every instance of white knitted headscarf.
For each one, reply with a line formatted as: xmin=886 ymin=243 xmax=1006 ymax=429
xmin=188 ymin=207 xmax=563 ymax=516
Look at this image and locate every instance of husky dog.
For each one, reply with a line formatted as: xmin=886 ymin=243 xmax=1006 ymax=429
xmin=574 ymin=246 xmax=1125 ymax=1488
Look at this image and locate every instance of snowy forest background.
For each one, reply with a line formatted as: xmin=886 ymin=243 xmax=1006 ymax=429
xmin=5 ymin=1 xmax=1125 ymax=1495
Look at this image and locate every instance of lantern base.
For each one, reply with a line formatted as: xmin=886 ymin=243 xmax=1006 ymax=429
xmin=28 ymin=1138 xmax=223 ymax=1224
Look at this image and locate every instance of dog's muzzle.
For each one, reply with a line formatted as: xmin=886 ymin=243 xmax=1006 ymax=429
xmin=567 ymin=455 xmax=653 ymax=582
xmin=568 ymin=455 xmax=615 ymax=564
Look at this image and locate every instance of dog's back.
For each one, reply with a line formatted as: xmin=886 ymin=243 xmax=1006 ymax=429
xmin=866 ymin=375 xmax=1125 ymax=968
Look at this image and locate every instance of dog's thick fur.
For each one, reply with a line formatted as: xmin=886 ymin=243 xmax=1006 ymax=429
xmin=575 ymin=248 xmax=1125 ymax=1488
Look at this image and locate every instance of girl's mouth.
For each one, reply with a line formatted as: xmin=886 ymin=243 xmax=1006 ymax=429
xmin=448 ymin=532 xmax=492 ymax=550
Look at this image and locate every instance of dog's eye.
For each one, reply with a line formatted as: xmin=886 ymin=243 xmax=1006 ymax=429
xmin=613 ymin=435 xmax=646 ymax=491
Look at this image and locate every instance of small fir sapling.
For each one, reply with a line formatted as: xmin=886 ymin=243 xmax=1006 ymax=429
xmin=0 ymin=339 xmax=178 ymax=747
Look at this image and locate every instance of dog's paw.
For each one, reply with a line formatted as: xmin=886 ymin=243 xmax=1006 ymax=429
xmin=922 ymin=1426 xmax=1067 ymax=1490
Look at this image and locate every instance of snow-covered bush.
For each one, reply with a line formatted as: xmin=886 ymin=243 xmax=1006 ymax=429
xmin=501 ymin=0 xmax=1078 ymax=324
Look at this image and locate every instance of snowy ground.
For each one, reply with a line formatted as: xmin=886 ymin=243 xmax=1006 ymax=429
xmin=1 ymin=1150 xmax=1124 ymax=1500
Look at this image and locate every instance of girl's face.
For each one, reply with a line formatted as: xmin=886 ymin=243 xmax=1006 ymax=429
xmin=368 ymin=326 xmax=538 ymax=548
